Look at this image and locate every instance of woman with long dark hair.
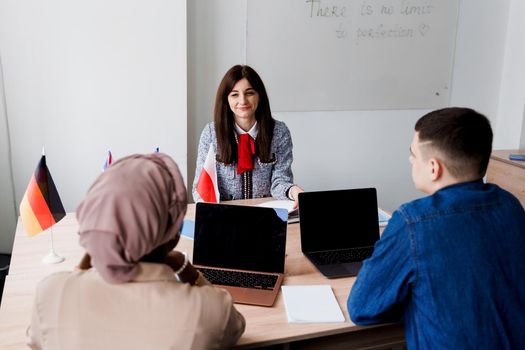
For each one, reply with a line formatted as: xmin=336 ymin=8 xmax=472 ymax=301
xmin=192 ymin=65 xmax=303 ymax=205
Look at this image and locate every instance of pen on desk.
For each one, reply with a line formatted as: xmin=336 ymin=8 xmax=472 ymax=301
xmin=508 ymin=154 xmax=525 ymax=161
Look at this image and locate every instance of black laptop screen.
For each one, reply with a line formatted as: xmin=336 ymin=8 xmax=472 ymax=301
xmin=193 ymin=203 xmax=287 ymax=273
xmin=298 ymin=188 xmax=380 ymax=252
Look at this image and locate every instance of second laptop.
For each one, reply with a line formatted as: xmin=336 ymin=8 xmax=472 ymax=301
xmin=298 ymin=188 xmax=380 ymax=279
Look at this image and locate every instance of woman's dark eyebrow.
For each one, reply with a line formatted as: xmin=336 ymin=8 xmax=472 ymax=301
xmin=230 ymin=88 xmax=255 ymax=94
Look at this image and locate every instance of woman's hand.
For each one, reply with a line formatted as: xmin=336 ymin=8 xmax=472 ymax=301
xmin=289 ymin=185 xmax=304 ymax=209
xmin=164 ymin=251 xmax=204 ymax=285
xmin=77 ymin=253 xmax=92 ymax=270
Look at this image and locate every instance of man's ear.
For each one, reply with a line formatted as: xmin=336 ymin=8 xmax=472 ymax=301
xmin=428 ymin=158 xmax=443 ymax=181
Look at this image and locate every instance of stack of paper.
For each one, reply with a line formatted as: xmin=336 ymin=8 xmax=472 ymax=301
xmin=281 ymin=285 xmax=345 ymax=323
xmin=378 ymin=208 xmax=391 ymax=227
xmin=257 ymin=200 xmax=299 ymax=223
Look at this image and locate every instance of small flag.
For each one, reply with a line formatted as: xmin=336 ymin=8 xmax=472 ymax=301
xmin=102 ymin=150 xmax=112 ymax=171
xmin=19 ymin=153 xmax=66 ymax=236
xmin=196 ymin=145 xmax=220 ymax=203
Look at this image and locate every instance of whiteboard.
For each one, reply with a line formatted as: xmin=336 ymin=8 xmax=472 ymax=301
xmin=246 ymin=0 xmax=459 ymax=111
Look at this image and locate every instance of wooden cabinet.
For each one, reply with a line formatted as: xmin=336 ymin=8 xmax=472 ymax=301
xmin=486 ymin=150 xmax=525 ymax=208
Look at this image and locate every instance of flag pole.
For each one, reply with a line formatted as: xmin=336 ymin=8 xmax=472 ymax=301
xmin=40 ymin=147 xmax=65 ymax=264
xmin=42 ymin=226 xmax=64 ymax=264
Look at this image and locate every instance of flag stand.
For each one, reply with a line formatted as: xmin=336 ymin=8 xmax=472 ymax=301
xmin=20 ymin=149 xmax=67 ymax=262
xmin=42 ymin=228 xmax=64 ymax=264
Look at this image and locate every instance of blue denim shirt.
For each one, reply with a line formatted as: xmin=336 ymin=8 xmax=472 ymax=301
xmin=348 ymin=181 xmax=525 ymax=349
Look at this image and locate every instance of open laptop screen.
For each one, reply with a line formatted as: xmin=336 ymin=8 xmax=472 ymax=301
xmin=193 ymin=203 xmax=288 ymax=273
xmin=299 ymin=188 xmax=380 ymax=252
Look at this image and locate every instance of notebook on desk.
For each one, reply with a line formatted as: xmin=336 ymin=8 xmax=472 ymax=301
xmin=193 ymin=202 xmax=288 ymax=307
xmin=298 ymin=188 xmax=380 ymax=278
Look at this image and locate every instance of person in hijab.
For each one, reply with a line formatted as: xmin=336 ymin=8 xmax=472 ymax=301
xmin=27 ymin=153 xmax=245 ymax=350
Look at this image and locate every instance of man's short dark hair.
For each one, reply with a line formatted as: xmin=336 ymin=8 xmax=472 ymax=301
xmin=415 ymin=107 xmax=493 ymax=180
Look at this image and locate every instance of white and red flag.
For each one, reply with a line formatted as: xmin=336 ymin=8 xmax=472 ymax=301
xmin=102 ymin=150 xmax=113 ymax=171
xmin=196 ymin=145 xmax=220 ymax=203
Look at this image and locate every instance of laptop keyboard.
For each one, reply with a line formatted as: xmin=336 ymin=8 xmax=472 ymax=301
xmin=308 ymin=247 xmax=374 ymax=265
xmin=198 ymin=268 xmax=278 ymax=290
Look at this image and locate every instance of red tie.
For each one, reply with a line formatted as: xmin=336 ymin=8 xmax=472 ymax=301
xmin=237 ymin=133 xmax=255 ymax=174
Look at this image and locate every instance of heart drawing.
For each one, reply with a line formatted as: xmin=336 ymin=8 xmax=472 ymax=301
xmin=418 ymin=23 xmax=430 ymax=36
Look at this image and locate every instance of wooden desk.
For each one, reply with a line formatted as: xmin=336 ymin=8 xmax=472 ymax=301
xmin=486 ymin=149 xmax=525 ymax=208
xmin=0 ymin=202 xmax=404 ymax=349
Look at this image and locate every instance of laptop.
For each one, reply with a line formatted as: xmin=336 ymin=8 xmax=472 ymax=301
xmin=193 ymin=202 xmax=288 ymax=307
xmin=298 ymin=188 xmax=380 ymax=278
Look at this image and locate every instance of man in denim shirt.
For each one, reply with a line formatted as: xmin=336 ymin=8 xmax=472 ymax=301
xmin=348 ymin=108 xmax=525 ymax=349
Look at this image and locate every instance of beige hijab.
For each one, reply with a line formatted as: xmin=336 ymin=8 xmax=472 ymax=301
xmin=76 ymin=153 xmax=187 ymax=284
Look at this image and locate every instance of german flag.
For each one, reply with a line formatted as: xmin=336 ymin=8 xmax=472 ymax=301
xmin=19 ymin=155 xmax=66 ymax=236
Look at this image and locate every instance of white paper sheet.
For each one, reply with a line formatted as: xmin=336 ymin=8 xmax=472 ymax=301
xmin=258 ymin=200 xmax=295 ymax=213
xmin=281 ymin=285 xmax=345 ymax=323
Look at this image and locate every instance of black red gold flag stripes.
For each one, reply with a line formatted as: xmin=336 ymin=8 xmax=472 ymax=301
xmin=19 ymin=155 xmax=66 ymax=236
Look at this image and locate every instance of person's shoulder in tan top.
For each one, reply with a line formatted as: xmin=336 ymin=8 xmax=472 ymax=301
xmin=28 ymin=263 xmax=245 ymax=350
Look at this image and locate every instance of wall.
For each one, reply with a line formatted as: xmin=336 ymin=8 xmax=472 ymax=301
xmin=0 ymin=0 xmax=187 ymax=253
xmin=0 ymin=55 xmax=16 ymax=254
xmin=521 ymin=105 xmax=525 ymax=149
xmin=495 ymin=0 xmax=525 ymax=149
xmin=449 ymin=0 xmax=509 ymax=120
xmin=187 ymin=0 xmax=513 ymax=212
